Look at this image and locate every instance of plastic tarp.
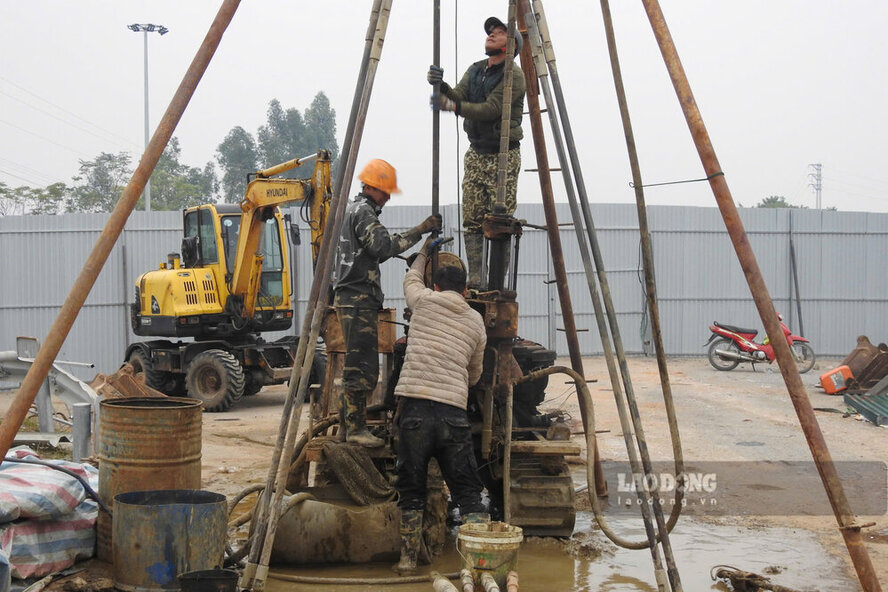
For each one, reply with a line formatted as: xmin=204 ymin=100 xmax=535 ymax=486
xmin=0 ymin=447 xmax=98 ymax=590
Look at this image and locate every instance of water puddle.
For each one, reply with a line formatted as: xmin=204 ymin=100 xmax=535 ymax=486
xmin=266 ymin=512 xmax=854 ymax=591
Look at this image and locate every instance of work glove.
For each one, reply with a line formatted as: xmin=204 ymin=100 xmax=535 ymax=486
xmin=427 ymin=65 xmax=444 ymax=85
xmin=420 ymin=236 xmax=447 ymax=257
xmin=430 ymin=93 xmax=456 ymax=113
xmin=416 ymin=213 xmax=442 ymax=234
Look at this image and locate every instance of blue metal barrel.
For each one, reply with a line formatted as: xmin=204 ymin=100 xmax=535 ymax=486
xmin=112 ymin=490 xmax=227 ymax=592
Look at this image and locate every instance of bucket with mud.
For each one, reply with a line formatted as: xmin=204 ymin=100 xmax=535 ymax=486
xmin=112 ymin=490 xmax=227 ymax=592
xmin=457 ymin=521 xmax=523 ymax=588
xmin=178 ymin=569 xmax=238 ymax=592
xmin=96 ymin=396 xmax=202 ymax=561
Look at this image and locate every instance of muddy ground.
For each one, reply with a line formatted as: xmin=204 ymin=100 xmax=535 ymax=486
xmin=195 ymin=355 xmax=887 ymax=590
xmin=4 ymin=355 xmax=887 ymax=590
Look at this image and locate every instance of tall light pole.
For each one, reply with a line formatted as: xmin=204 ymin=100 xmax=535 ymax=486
xmin=127 ymin=23 xmax=168 ymax=212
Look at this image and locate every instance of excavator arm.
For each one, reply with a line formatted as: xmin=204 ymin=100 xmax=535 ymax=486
xmin=228 ymin=150 xmax=332 ymax=321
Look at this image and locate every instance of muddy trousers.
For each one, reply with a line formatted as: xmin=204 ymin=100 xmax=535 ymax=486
xmin=395 ymin=398 xmax=485 ymax=515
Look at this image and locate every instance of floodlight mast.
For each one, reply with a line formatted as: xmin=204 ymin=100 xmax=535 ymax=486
xmin=127 ymin=23 xmax=168 ymax=211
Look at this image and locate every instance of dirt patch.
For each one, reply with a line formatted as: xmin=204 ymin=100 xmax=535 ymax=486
xmin=2 ymin=356 xmax=885 ymax=590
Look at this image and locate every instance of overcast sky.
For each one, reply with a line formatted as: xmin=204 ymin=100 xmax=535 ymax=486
xmin=1 ymin=1 xmax=886 ymax=213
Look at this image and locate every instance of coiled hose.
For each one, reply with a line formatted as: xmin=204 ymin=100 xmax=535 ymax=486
xmin=513 ymin=365 xmax=681 ymax=549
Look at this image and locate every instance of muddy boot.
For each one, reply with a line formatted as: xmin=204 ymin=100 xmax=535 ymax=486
xmin=344 ymin=390 xmax=384 ymax=448
xmin=464 ymin=233 xmax=484 ymax=289
xmin=462 ymin=512 xmax=490 ymax=524
xmin=393 ymin=509 xmax=423 ymax=575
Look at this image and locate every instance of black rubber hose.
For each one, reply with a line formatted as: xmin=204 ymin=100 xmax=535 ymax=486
xmin=2 ymin=457 xmax=110 ymax=515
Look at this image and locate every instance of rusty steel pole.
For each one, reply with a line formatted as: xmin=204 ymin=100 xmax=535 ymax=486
xmin=239 ymin=5 xmax=387 ymax=589
xmin=641 ymin=2 xmax=883 ymax=590
xmin=0 ymin=0 xmax=242 ymax=461
xmin=248 ymin=4 xmax=395 ymax=589
xmin=516 ymin=0 xmax=606 ymax=498
xmin=598 ymin=0 xmax=686 ymax=523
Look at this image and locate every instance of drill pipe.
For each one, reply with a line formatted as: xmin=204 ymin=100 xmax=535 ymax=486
xmin=524 ymin=4 xmax=682 ymax=587
xmin=640 ymin=1 xmax=882 ymax=590
xmin=516 ymin=0 xmax=606 ymax=498
xmin=241 ymin=2 xmax=393 ymax=590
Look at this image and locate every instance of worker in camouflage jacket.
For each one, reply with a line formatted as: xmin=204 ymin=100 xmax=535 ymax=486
xmin=333 ymin=159 xmax=441 ymax=447
xmin=428 ymin=16 xmax=525 ymax=287
xmin=391 ymin=240 xmax=488 ymax=575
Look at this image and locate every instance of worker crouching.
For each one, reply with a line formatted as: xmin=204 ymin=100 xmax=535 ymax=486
xmin=392 ymin=240 xmax=488 ymax=574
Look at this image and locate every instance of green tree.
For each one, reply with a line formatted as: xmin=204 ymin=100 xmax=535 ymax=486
xmin=756 ymin=195 xmax=807 ymax=209
xmin=0 ymin=182 xmax=25 ymax=215
xmin=67 ymin=152 xmax=132 ymax=213
xmin=257 ymin=99 xmax=310 ymax=174
xmin=215 ymin=92 xmax=338 ymax=200
xmin=304 ymin=92 xmax=339 ymax=160
xmin=216 ymin=126 xmax=258 ymax=203
xmin=304 ymin=92 xmax=339 ymax=178
xmin=0 ymin=182 xmax=69 ymax=215
xmin=150 ymin=137 xmax=218 ymax=210
xmin=30 ymin=183 xmax=68 ymax=214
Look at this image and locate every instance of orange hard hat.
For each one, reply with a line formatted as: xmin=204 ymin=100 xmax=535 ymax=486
xmin=358 ymin=159 xmax=401 ymax=195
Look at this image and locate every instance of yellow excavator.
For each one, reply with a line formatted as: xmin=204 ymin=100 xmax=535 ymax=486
xmin=125 ymin=150 xmax=332 ymax=411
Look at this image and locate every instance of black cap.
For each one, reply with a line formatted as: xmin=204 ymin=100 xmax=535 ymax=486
xmin=484 ymin=16 xmax=506 ymax=35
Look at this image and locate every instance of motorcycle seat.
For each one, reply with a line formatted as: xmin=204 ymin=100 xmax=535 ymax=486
xmin=714 ymin=321 xmax=758 ymax=337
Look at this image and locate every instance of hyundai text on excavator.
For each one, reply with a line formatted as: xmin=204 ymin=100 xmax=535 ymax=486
xmin=125 ymin=150 xmax=332 ymax=412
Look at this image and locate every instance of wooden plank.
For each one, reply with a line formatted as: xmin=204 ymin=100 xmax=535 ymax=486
xmin=510 ymin=439 xmax=581 ymax=456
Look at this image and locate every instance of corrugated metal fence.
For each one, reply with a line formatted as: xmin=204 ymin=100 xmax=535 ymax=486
xmin=1 ymin=204 xmax=885 ymax=381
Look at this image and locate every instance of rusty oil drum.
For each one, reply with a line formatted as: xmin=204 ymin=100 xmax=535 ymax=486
xmin=96 ymin=397 xmax=203 ymax=562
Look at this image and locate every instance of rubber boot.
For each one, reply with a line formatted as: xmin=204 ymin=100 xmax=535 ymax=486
xmin=344 ymin=390 xmax=384 ymax=448
xmin=392 ymin=509 xmax=423 ymax=574
xmin=464 ymin=233 xmax=484 ymax=289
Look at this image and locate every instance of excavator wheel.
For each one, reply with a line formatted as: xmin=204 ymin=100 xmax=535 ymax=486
xmin=185 ymin=349 xmax=245 ymax=412
xmin=128 ymin=349 xmax=170 ymax=393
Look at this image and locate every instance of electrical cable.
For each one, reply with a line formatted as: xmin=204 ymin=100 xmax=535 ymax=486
xmin=1 ymin=457 xmax=109 ymax=515
xmin=267 ymin=570 xmax=461 ymax=585
xmin=0 ymin=75 xmax=138 ymax=148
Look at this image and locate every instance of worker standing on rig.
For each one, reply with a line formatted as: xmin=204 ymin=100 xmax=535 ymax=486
xmin=428 ymin=16 xmax=525 ymax=288
xmin=391 ymin=242 xmax=488 ymax=574
xmin=333 ymin=159 xmax=441 ymax=448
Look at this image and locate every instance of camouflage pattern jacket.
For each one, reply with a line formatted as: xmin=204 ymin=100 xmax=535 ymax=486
xmin=442 ymin=58 xmax=525 ymax=154
xmin=393 ymin=253 xmax=487 ymax=409
xmin=333 ymin=194 xmax=422 ymax=308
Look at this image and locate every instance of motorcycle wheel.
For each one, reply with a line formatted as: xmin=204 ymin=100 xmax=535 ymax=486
xmin=792 ymin=342 xmax=816 ymax=374
xmin=708 ymin=338 xmax=741 ymax=371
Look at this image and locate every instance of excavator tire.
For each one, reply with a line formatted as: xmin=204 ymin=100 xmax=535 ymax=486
xmin=128 ymin=348 xmax=170 ymax=392
xmin=185 ymin=349 xmax=245 ymax=412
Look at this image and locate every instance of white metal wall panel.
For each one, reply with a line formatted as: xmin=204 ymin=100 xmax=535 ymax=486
xmin=2 ymin=204 xmax=887 ymax=382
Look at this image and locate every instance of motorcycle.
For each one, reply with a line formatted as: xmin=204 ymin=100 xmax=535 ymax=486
xmin=704 ymin=315 xmax=816 ymax=373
